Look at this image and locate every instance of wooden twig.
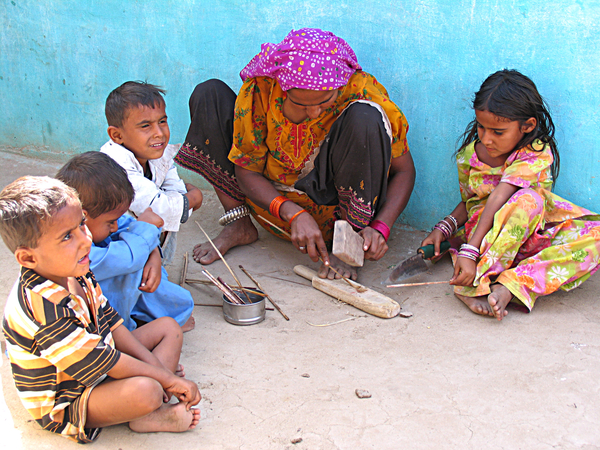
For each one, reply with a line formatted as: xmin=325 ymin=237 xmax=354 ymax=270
xmin=195 ymin=221 xmax=252 ymax=304
xmin=180 ymin=252 xmax=189 ymax=287
xmin=239 ymin=265 xmax=290 ymax=321
xmin=193 ymin=302 xmax=274 ymax=311
xmin=185 ymin=278 xmax=213 ymax=285
xmin=218 ymin=276 xmax=250 ymax=304
xmin=257 ymin=215 xmax=365 ymax=293
xmin=201 ymin=269 xmax=243 ymax=304
xmin=386 ymin=280 xmax=449 ymax=288
xmin=306 ymin=317 xmax=357 ymax=327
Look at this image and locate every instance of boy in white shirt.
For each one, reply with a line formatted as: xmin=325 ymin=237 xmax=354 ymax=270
xmin=101 ymin=81 xmax=203 ymax=264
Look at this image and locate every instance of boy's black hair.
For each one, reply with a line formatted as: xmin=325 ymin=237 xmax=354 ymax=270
xmin=56 ymin=152 xmax=135 ymax=219
xmin=105 ymin=81 xmax=166 ymax=128
xmin=457 ymin=69 xmax=560 ymax=181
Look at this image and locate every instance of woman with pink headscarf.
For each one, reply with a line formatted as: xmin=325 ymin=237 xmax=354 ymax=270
xmin=175 ymin=28 xmax=415 ymax=280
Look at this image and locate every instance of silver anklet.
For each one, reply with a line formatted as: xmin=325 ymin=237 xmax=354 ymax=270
xmin=218 ymin=205 xmax=251 ymax=226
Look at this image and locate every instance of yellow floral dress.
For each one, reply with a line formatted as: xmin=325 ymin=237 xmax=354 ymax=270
xmin=453 ymin=140 xmax=600 ymax=309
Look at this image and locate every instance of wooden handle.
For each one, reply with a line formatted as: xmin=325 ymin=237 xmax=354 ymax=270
xmin=293 ymin=265 xmax=317 ymax=281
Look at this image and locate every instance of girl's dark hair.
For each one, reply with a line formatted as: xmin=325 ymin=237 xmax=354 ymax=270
xmin=456 ymin=69 xmax=560 ymax=181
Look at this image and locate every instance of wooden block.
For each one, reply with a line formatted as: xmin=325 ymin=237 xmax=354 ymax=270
xmin=293 ymin=265 xmax=400 ymax=319
xmin=332 ymin=220 xmax=364 ymax=267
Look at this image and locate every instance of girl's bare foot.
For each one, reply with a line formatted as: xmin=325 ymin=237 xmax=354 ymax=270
xmin=193 ymin=216 xmax=258 ymax=264
xmin=488 ymin=284 xmax=512 ymax=321
xmin=128 ymin=402 xmax=200 ymax=433
xmin=181 ymin=315 xmax=195 ymax=333
xmin=454 ymin=293 xmax=494 ymax=317
xmin=318 ymin=255 xmax=358 ymax=281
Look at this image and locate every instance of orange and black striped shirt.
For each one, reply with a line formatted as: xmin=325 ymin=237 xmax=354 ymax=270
xmin=2 ymin=267 xmax=123 ymax=443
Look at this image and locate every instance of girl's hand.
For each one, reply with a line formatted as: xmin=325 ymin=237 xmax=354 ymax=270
xmin=290 ymin=211 xmax=329 ymax=265
xmin=420 ymin=228 xmax=446 ymax=257
xmin=140 ymin=248 xmax=162 ymax=292
xmin=449 ymin=257 xmax=477 ymax=287
xmin=359 ymin=226 xmax=388 ymax=261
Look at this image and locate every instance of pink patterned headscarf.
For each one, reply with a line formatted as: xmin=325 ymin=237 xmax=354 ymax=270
xmin=240 ymin=28 xmax=362 ymax=91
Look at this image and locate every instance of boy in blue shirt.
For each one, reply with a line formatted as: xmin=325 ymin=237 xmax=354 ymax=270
xmin=57 ymin=151 xmax=195 ymax=332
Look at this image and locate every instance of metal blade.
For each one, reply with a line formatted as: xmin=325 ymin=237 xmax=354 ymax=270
xmin=382 ymin=253 xmax=429 ymax=285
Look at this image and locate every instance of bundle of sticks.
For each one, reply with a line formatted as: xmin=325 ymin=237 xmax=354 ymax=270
xmin=202 ymin=268 xmax=260 ymax=305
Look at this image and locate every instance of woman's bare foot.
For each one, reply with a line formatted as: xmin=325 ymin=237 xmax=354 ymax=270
xmin=454 ymin=293 xmax=494 ymax=317
xmin=318 ymin=255 xmax=358 ymax=280
xmin=193 ymin=216 xmax=258 ymax=264
xmin=175 ymin=364 xmax=185 ymax=377
xmin=128 ymin=402 xmax=200 ymax=433
xmin=488 ymin=284 xmax=512 ymax=321
xmin=181 ymin=315 xmax=195 ymax=333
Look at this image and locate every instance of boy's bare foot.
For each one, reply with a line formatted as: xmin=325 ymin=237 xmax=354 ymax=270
xmin=454 ymin=293 xmax=494 ymax=317
xmin=181 ymin=315 xmax=195 ymax=333
xmin=193 ymin=216 xmax=258 ymax=264
xmin=488 ymin=284 xmax=512 ymax=321
xmin=129 ymin=402 xmax=200 ymax=433
xmin=175 ymin=364 xmax=185 ymax=377
xmin=318 ymin=255 xmax=358 ymax=281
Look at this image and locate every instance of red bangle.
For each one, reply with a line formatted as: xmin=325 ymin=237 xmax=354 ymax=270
xmin=369 ymin=220 xmax=390 ymax=242
xmin=289 ymin=209 xmax=307 ymax=224
xmin=269 ymin=195 xmax=291 ymax=220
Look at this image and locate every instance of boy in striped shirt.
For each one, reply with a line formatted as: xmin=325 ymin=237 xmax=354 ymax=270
xmin=0 ymin=176 xmax=200 ymax=443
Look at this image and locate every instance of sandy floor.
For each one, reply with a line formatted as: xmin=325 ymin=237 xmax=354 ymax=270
xmin=1 ymin=151 xmax=599 ymax=449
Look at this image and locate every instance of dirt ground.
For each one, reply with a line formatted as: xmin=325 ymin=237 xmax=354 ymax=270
xmin=1 ymin=151 xmax=599 ymax=450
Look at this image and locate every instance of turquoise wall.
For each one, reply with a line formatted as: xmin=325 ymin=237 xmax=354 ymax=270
xmin=2 ymin=0 xmax=599 ymax=229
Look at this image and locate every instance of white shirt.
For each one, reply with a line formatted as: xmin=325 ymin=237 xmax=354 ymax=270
xmin=100 ymin=140 xmax=190 ymax=231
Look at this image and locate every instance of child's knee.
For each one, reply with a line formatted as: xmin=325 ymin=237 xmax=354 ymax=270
xmin=156 ymin=316 xmax=183 ymax=341
xmin=131 ymin=377 xmax=163 ymax=412
xmin=508 ymin=188 xmax=544 ymax=215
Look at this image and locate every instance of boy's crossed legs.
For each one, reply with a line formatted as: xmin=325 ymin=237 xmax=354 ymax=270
xmin=86 ymin=317 xmax=200 ymax=432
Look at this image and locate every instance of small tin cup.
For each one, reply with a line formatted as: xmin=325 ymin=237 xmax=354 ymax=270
xmin=222 ymin=288 xmax=265 ymax=325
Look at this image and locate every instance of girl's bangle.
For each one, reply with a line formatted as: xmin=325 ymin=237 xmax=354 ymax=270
xmin=369 ymin=220 xmax=390 ymax=242
xmin=289 ymin=209 xmax=307 ymax=224
xmin=458 ymin=243 xmax=480 ymax=261
xmin=269 ymin=195 xmax=291 ymax=220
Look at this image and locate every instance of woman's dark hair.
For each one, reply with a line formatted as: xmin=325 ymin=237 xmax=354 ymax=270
xmin=456 ymin=69 xmax=560 ymax=181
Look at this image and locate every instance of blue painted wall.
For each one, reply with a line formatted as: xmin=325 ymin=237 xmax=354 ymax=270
xmin=1 ymin=0 xmax=599 ymax=229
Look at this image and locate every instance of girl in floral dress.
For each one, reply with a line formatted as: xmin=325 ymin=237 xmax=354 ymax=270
xmin=422 ymin=69 xmax=600 ymax=320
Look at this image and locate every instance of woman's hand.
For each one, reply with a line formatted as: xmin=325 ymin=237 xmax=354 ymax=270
xmin=290 ymin=210 xmax=329 ymax=264
xmin=359 ymin=226 xmax=388 ymax=261
xmin=449 ymin=256 xmax=477 ymax=287
xmin=420 ymin=228 xmax=447 ymax=258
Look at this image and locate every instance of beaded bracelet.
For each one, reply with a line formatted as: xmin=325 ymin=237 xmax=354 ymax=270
xmin=289 ymin=209 xmax=307 ymax=224
xmin=458 ymin=243 xmax=480 ymax=261
xmin=369 ymin=220 xmax=390 ymax=242
xmin=269 ymin=195 xmax=291 ymax=220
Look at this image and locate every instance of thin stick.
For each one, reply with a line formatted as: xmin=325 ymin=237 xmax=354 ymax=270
xmin=256 ymin=215 xmax=365 ymax=293
xmin=218 ymin=276 xmax=250 ymax=304
xmin=186 ymin=278 xmax=266 ymax=296
xmin=306 ymin=317 xmax=357 ymax=327
xmin=202 ymin=269 xmax=243 ymax=304
xmin=194 ymin=302 xmax=274 ymax=311
xmin=257 ymin=274 xmax=310 ymax=287
xmin=195 ymin=221 xmax=252 ymax=304
xmin=239 ymin=265 xmax=290 ymax=321
xmin=256 ymin=215 xmax=291 ymax=237
xmin=180 ymin=252 xmax=189 ymax=287
xmin=386 ymin=280 xmax=449 ymax=288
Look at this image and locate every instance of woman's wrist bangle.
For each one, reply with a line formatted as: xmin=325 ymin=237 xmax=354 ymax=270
xmin=369 ymin=220 xmax=390 ymax=242
xmin=289 ymin=209 xmax=307 ymax=224
xmin=269 ymin=195 xmax=291 ymax=220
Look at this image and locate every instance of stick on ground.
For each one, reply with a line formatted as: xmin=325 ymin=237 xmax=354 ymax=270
xmin=239 ymin=265 xmax=290 ymax=321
